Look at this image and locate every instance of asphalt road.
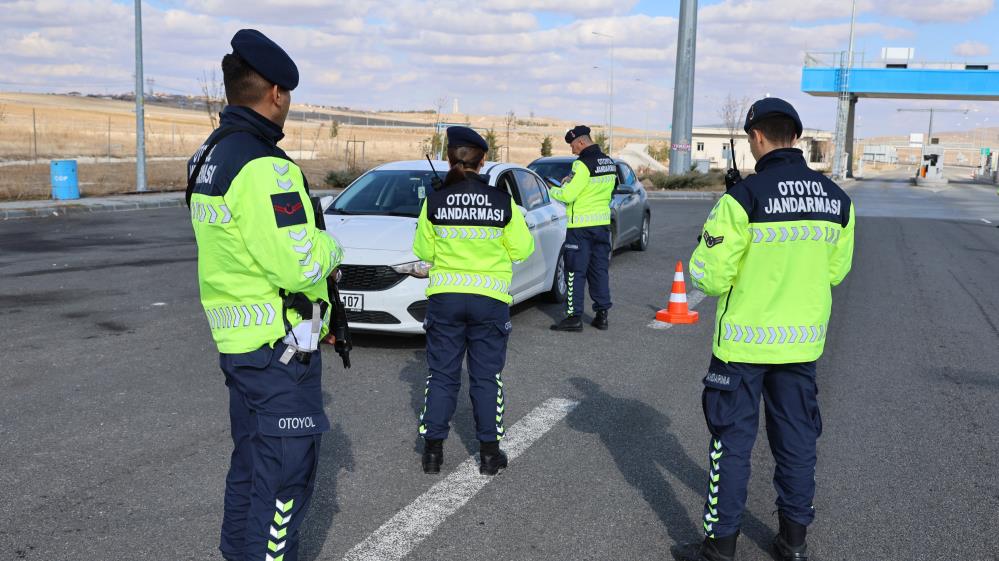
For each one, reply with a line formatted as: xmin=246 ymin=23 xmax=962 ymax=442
xmin=1 ymin=173 xmax=998 ymax=561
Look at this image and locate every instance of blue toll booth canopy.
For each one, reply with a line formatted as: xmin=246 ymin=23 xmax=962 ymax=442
xmin=802 ymin=55 xmax=999 ymax=100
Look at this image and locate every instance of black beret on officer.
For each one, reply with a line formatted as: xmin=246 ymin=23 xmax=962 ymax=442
xmin=564 ymin=125 xmax=591 ymax=144
xmin=744 ymin=98 xmax=803 ymax=137
xmin=230 ymin=29 xmax=299 ymax=90
xmin=446 ymin=126 xmax=489 ymax=152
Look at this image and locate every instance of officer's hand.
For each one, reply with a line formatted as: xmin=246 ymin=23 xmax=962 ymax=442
xmin=724 ymin=168 xmax=742 ymax=190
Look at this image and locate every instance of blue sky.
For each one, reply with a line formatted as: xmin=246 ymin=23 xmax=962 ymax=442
xmin=2 ymin=0 xmax=997 ymax=138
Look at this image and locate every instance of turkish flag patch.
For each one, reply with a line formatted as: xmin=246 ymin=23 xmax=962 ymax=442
xmin=271 ymin=192 xmax=308 ymax=228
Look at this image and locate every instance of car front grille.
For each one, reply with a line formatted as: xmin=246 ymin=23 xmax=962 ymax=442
xmin=346 ymin=310 xmax=401 ymax=325
xmin=338 ymin=265 xmax=407 ymax=291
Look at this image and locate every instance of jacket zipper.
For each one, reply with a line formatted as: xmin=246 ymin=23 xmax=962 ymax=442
xmin=716 ymin=287 xmax=733 ymax=347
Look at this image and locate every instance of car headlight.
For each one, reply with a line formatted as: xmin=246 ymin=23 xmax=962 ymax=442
xmin=392 ymin=260 xmax=433 ymax=278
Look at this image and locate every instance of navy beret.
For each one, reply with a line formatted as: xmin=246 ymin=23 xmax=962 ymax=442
xmin=744 ymin=98 xmax=803 ymax=137
xmin=564 ymin=125 xmax=591 ymax=144
xmin=446 ymin=126 xmax=488 ymax=152
xmin=230 ymin=29 xmax=299 ymax=91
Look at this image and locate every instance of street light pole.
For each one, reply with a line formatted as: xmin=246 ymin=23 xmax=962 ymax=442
xmin=897 ymin=107 xmax=969 ymax=161
xmin=593 ymin=31 xmax=614 ymax=155
xmin=134 ymin=0 xmax=146 ymax=192
xmin=669 ymin=0 xmax=698 ymax=175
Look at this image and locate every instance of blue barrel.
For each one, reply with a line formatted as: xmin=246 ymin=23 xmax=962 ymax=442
xmin=50 ymin=160 xmax=80 ymax=200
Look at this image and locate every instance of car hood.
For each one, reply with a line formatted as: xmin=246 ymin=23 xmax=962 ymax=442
xmin=325 ymin=214 xmax=417 ymax=254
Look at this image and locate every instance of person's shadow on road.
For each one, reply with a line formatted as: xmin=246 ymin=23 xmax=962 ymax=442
xmin=565 ymin=377 xmax=773 ymax=552
xmin=298 ymin=391 xmax=356 ymax=561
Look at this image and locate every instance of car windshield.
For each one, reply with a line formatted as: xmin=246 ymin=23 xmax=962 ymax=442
xmin=528 ymin=161 xmax=573 ymax=185
xmin=330 ymin=169 xmax=440 ymax=217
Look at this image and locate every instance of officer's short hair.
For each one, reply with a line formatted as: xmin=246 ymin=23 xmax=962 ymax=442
xmin=575 ymin=134 xmax=592 ymax=144
xmin=222 ymin=53 xmax=274 ymax=106
xmin=749 ymin=116 xmax=798 ymax=146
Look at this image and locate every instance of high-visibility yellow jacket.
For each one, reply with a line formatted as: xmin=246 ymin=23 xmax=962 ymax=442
xmin=188 ymin=106 xmax=343 ymax=354
xmin=414 ymin=172 xmax=534 ymax=304
xmin=689 ymin=148 xmax=855 ymax=364
xmin=548 ymin=144 xmax=617 ymax=228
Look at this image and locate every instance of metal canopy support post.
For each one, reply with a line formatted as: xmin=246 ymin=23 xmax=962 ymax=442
xmin=134 ymin=0 xmax=147 ymax=192
xmin=669 ymin=0 xmax=697 ymax=175
xmin=831 ymin=0 xmax=858 ymax=180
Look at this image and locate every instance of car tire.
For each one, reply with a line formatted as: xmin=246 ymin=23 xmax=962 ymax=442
xmin=548 ymin=249 xmax=568 ymax=303
xmin=631 ymin=212 xmax=650 ymax=251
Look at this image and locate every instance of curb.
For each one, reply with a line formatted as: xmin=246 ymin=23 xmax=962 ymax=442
xmin=647 ymin=191 xmax=723 ymax=201
xmin=1 ymin=196 xmax=185 ymax=220
xmin=1 ymin=189 xmax=343 ymax=221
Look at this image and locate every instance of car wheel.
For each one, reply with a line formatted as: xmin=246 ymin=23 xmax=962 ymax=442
xmin=631 ymin=212 xmax=650 ymax=251
xmin=548 ymin=249 xmax=568 ymax=303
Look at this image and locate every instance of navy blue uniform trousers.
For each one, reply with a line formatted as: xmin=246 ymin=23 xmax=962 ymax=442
xmin=420 ymin=293 xmax=511 ymax=442
xmin=563 ymin=226 xmax=612 ymax=317
xmin=219 ymin=342 xmax=330 ymax=561
xmin=700 ymin=355 xmax=822 ymax=539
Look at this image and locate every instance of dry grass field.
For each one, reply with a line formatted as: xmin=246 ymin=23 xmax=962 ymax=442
xmin=0 ymin=93 xmax=656 ymax=200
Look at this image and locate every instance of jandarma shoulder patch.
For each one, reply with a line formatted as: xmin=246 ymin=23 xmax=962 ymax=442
xmin=271 ymin=192 xmax=307 ymax=227
xmin=703 ymin=230 xmax=724 ymax=248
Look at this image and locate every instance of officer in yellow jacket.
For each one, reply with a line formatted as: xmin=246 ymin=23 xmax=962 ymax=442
xmin=187 ymin=30 xmax=343 ymax=561
xmin=413 ymin=126 xmax=534 ymax=475
xmin=549 ymin=125 xmax=617 ymax=332
xmin=673 ymin=99 xmax=855 ymax=561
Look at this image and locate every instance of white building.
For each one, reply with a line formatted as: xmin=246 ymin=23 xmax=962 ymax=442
xmin=689 ymin=127 xmax=834 ymax=172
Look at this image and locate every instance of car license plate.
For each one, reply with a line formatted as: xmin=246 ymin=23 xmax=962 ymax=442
xmin=341 ymin=293 xmax=363 ymax=311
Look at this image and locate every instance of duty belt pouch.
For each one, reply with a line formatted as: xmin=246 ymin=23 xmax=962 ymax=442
xmin=279 ymin=302 xmax=322 ymax=364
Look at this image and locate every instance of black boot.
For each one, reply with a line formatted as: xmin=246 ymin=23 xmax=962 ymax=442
xmin=670 ymin=532 xmax=738 ymax=561
xmin=590 ymin=310 xmax=609 ymax=330
xmin=550 ymin=315 xmax=583 ymax=332
xmin=772 ymin=515 xmax=808 ymax=561
xmin=422 ymin=439 xmax=443 ymax=474
xmin=479 ymin=441 xmax=508 ymax=476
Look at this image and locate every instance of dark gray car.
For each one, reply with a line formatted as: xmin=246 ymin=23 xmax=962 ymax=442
xmin=528 ymin=156 xmax=651 ymax=257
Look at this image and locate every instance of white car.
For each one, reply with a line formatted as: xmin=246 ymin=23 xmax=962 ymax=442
xmin=324 ymin=160 xmax=568 ymax=334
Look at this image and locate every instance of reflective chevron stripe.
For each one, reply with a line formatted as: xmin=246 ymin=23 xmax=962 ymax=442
xmin=495 ymin=372 xmax=506 ymax=440
xmin=266 ymin=498 xmax=294 ymax=561
xmin=429 ymin=272 xmax=509 ymax=293
xmin=567 ymin=211 xmax=611 ymax=226
xmin=703 ymin=438 xmax=723 ymax=538
xmin=433 ymin=226 xmax=504 ymax=240
xmin=418 ymin=374 xmax=432 ymax=436
xmin=192 ymin=202 xmax=232 ymax=225
xmin=749 ymin=226 xmax=841 ymax=245
xmin=566 ymin=272 xmax=575 ymax=315
xmin=722 ymin=322 xmax=827 ymax=344
xmin=206 ymin=302 xmax=277 ymax=330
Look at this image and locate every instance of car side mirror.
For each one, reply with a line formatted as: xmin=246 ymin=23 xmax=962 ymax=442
xmin=319 ymin=195 xmax=336 ymax=213
xmin=517 ymin=205 xmax=529 ymax=216
xmin=613 ymin=186 xmax=634 ymax=195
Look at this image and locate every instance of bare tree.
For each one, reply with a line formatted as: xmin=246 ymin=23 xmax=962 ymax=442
xmin=504 ymin=111 xmax=516 ymax=162
xmin=0 ymin=104 xmax=7 ymax=124
xmin=718 ymin=94 xmax=751 ymax=168
xmin=199 ymin=69 xmax=227 ymax=129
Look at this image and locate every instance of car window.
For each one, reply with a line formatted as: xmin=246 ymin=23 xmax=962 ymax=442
xmin=514 ymin=169 xmax=546 ymax=210
xmin=528 ymin=161 xmax=573 ymax=184
xmin=497 ymin=172 xmax=522 ymax=206
xmin=330 ymin=170 xmax=438 ymax=217
xmin=532 ymin=175 xmax=551 ymax=205
xmin=617 ymin=163 xmax=637 ymax=186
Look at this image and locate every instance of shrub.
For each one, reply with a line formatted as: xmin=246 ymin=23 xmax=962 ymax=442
xmin=325 ymin=169 xmax=362 ymax=189
xmin=641 ymin=170 xmax=725 ymax=190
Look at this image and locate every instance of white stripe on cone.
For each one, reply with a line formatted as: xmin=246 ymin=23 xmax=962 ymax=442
xmin=673 ymin=271 xmax=685 ymax=282
xmin=669 ymin=292 xmax=687 ymax=303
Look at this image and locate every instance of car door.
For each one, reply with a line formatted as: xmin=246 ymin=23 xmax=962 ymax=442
xmin=498 ymin=170 xmax=544 ymax=294
xmin=615 ymin=162 xmax=643 ymax=243
xmin=517 ymin=170 xmax=564 ymax=291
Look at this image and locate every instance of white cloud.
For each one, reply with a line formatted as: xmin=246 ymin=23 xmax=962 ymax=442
xmin=482 ymin=0 xmax=638 ymax=16
xmin=878 ymin=0 xmax=994 ymax=22
xmin=953 ymin=40 xmax=991 ymax=57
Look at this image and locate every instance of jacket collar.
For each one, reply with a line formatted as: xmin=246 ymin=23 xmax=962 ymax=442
xmin=443 ymin=170 xmax=490 ymax=188
xmin=579 ymin=144 xmax=602 ymax=158
xmin=219 ymin=105 xmax=285 ymax=144
xmin=754 ymin=148 xmax=805 ymax=173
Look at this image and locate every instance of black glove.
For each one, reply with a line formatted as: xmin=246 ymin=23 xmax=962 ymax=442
xmin=724 ymin=168 xmax=743 ymax=190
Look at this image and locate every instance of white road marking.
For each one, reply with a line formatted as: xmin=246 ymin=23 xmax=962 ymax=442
xmin=648 ymin=290 xmax=706 ymax=330
xmin=341 ymin=398 xmax=579 ymax=561
xmin=981 ymin=218 xmax=993 ymax=224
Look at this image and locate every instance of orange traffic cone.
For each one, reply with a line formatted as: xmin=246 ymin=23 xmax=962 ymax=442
xmin=656 ymin=261 xmax=699 ymax=324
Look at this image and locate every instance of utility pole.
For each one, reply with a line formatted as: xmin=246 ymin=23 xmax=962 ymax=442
xmin=669 ymin=0 xmax=697 ymax=175
xmin=832 ymin=0 xmax=858 ymax=180
xmin=593 ymin=31 xmax=615 ymax=155
xmin=134 ymin=0 xmax=147 ymax=192
xmin=897 ymin=107 xmax=969 ymax=161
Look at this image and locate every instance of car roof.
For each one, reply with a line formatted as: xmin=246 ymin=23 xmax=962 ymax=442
xmin=371 ymin=160 xmax=529 ymax=177
xmin=528 ymin=156 xmax=625 ymax=165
